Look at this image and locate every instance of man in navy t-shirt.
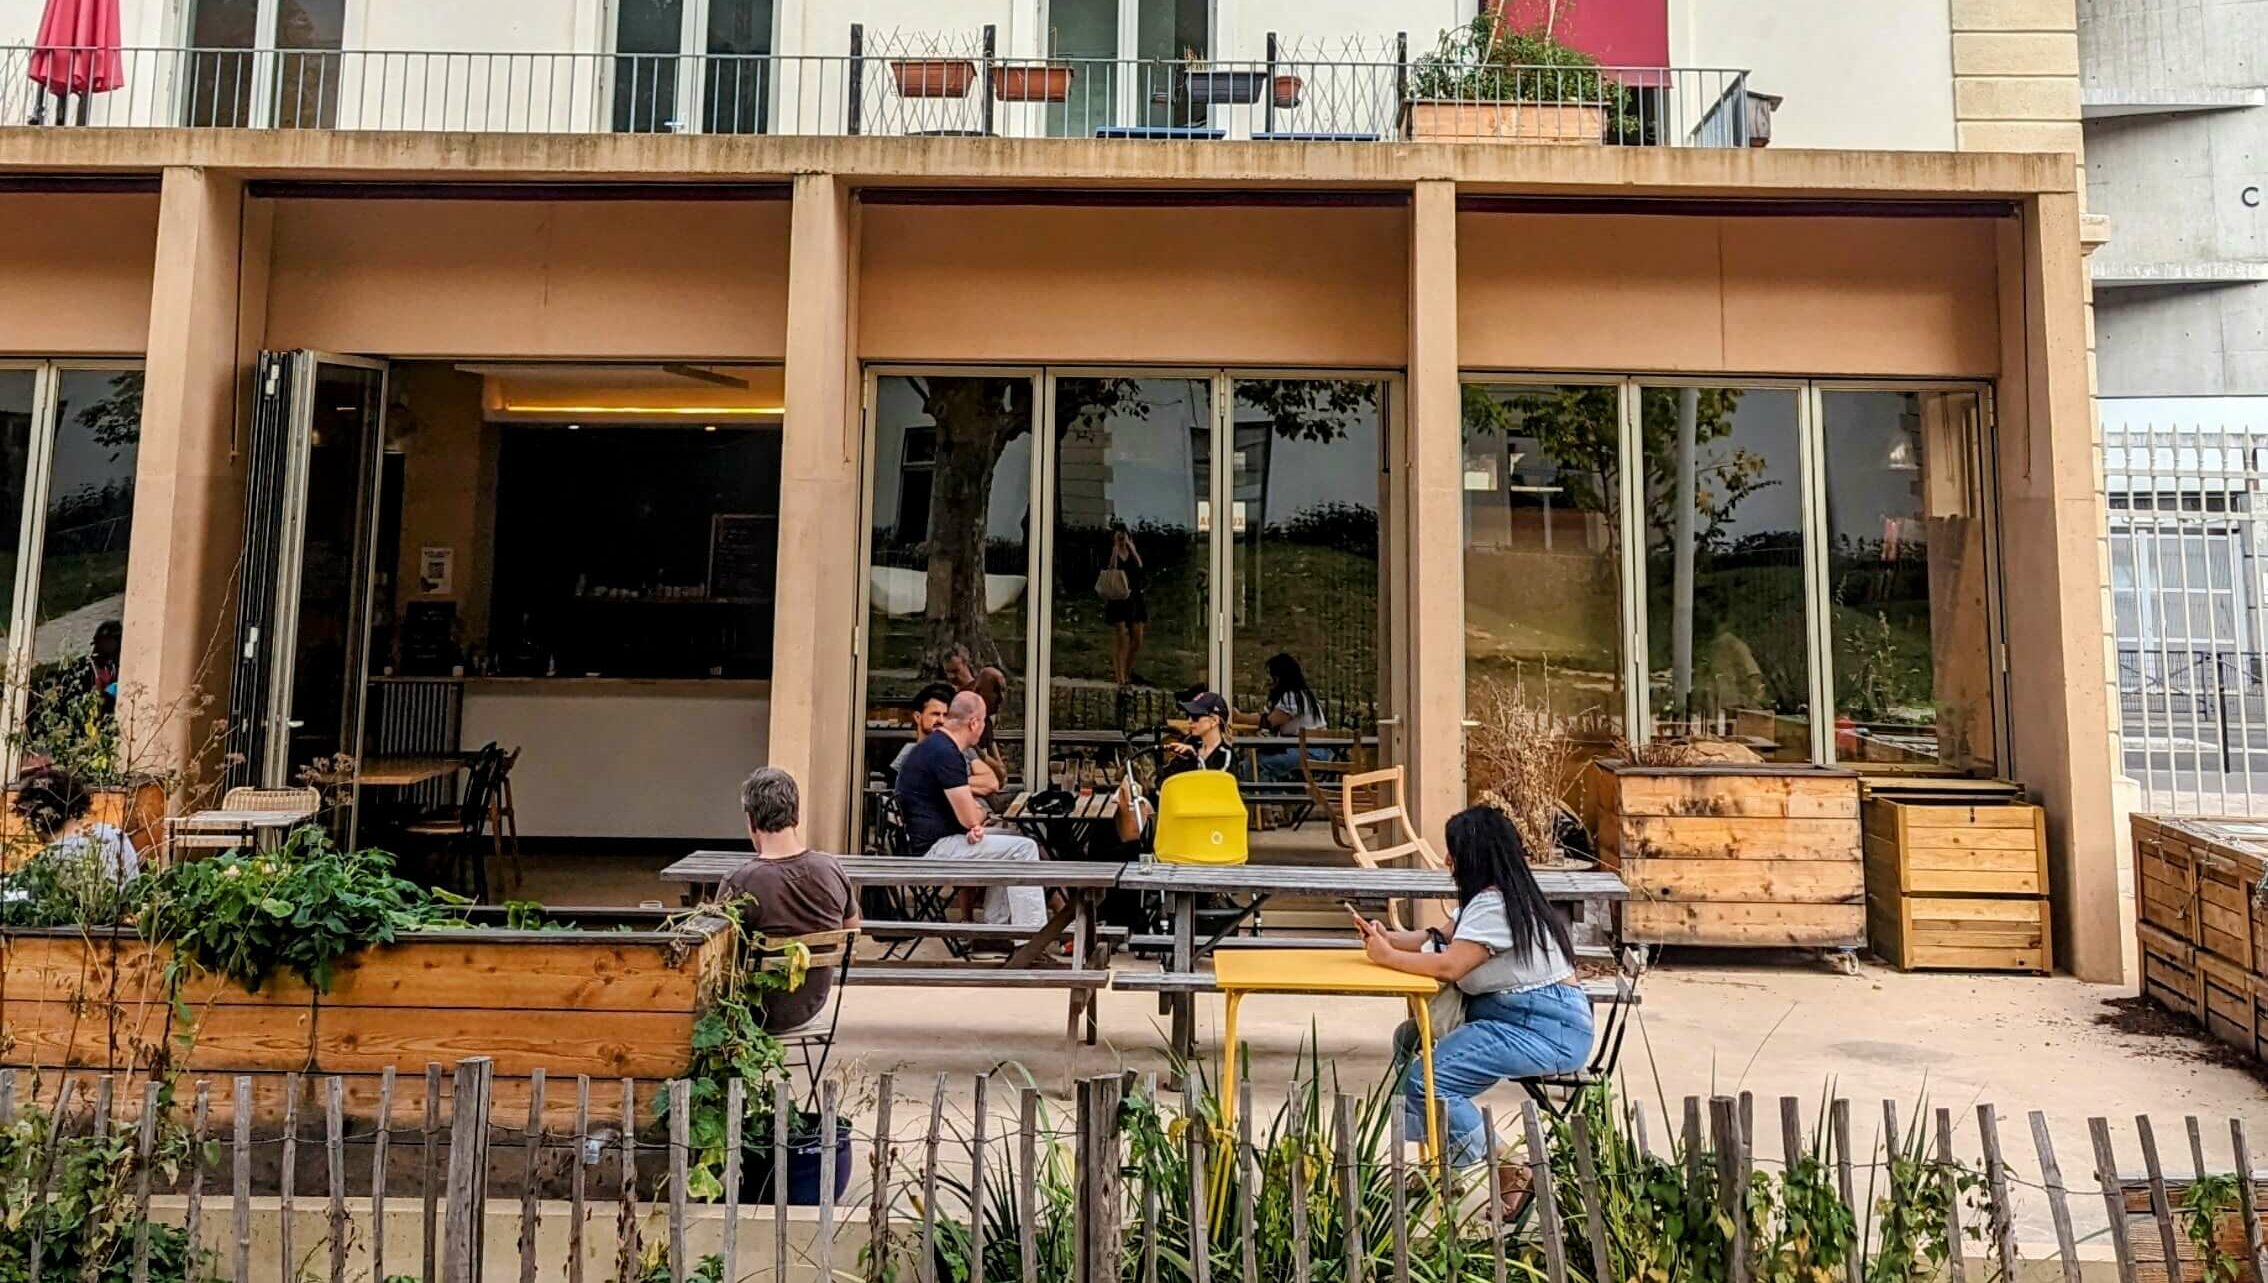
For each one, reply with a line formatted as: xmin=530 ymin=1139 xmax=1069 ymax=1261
xmin=891 ymin=691 xmax=1045 ymax=927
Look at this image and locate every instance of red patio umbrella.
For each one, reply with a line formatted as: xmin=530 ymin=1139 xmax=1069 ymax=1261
xmin=27 ymin=0 xmax=126 ymax=125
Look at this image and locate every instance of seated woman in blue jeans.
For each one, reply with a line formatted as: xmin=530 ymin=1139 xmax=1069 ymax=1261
xmin=1355 ymin=805 xmax=1594 ymax=1193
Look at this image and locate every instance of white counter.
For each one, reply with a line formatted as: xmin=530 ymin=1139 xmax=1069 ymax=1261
xmin=458 ymin=679 xmax=770 ymax=840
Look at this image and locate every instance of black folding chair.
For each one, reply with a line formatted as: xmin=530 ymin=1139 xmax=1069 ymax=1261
xmin=1520 ymin=950 xmax=1645 ymax=1120
xmin=863 ymin=792 xmax=964 ymax=961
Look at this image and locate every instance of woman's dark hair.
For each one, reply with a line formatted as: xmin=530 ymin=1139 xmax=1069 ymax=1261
xmin=1445 ymin=805 xmax=1575 ymax=964
xmin=1264 ymin=652 xmax=1320 ymax=719
xmin=11 ymin=767 xmax=92 ymax=839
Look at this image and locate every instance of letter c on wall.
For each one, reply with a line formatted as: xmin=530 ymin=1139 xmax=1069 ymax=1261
xmin=2245 ymin=186 xmax=2262 ymax=208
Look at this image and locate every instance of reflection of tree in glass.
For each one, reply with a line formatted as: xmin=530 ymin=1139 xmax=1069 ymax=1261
xmin=923 ymin=376 xmax=1376 ymax=672
xmin=72 ymin=373 xmax=142 ymax=449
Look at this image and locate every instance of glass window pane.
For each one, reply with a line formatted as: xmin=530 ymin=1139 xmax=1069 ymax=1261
xmin=615 ymin=0 xmax=687 ymax=132
xmin=282 ymin=363 xmax=380 ymax=779
xmin=864 ymin=375 xmax=1033 ymax=800
xmin=1642 ymin=386 xmax=1810 ymax=760
xmin=0 ymin=370 xmax=34 ymax=672
xmin=1046 ymin=0 xmax=1118 ymax=137
xmin=1047 ymin=376 xmax=1210 ymax=742
xmin=20 ymin=369 xmax=139 ymax=760
xmin=1228 ymin=378 xmax=1383 ymax=762
xmin=1461 ymin=383 xmax=1625 ymax=737
xmin=184 ymin=0 xmax=260 ymax=126
xmin=1820 ymin=390 xmax=1996 ymax=772
xmin=273 ymin=0 xmax=345 ymax=128
xmin=703 ymin=0 xmax=772 ymax=134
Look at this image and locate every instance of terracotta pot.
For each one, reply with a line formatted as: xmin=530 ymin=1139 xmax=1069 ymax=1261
xmin=991 ymin=63 xmax=1074 ymax=103
xmin=890 ymin=59 xmax=976 ymax=99
xmin=1271 ymin=73 xmax=1304 ymax=108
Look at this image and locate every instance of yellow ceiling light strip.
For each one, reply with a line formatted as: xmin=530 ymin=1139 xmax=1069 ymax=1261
xmin=498 ymin=403 xmax=787 ymax=416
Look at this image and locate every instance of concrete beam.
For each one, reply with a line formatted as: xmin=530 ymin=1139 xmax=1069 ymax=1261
xmin=1405 ymin=179 xmax=1463 ymax=865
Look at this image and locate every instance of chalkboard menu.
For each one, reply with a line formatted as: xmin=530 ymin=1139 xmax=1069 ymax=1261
xmin=708 ymin=514 xmax=777 ymax=603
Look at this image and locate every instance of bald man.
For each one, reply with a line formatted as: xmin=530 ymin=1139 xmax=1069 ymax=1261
xmin=891 ymin=691 xmax=1046 ymax=927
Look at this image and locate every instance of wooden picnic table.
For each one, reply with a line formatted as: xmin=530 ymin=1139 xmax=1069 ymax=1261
xmin=663 ymin=853 xmax=1126 ymax=1041
xmin=1115 ymin=861 xmax=1628 ymax=1056
xmin=998 ymin=791 xmax=1120 ymax=859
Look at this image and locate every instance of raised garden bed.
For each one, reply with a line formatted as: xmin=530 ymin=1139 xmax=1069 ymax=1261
xmin=2132 ymin=814 xmax=2268 ymax=1065
xmin=0 ymin=906 xmax=732 ymax=1122
xmin=1861 ymin=783 xmax=2050 ymax=973
xmin=1589 ymin=760 xmax=1864 ymax=953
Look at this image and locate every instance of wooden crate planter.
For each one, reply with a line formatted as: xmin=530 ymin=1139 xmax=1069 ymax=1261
xmin=1589 ymin=761 xmax=1864 ymax=950
xmin=0 ymin=910 xmax=732 ymax=1121
xmin=1860 ymin=795 xmax=2051 ymax=973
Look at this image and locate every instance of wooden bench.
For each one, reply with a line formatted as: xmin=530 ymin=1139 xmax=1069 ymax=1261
xmin=1112 ymin=971 xmax=1636 ymax=1005
xmin=865 ymin=920 xmax=1130 ymax=946
xmin=1125 ymin=933 xmax=1618 ymax=963
xmin=848 ymin=966 xmax=1115 ymax=989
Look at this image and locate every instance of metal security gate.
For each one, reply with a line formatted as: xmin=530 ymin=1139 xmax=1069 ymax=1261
xmin=2107 ymin=424 xmax=2268 ymax=815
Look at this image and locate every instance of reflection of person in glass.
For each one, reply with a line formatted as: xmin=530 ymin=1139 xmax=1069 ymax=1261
xmin=87 ymin=620 xmax=121 ymax=718
xmin=1248 ymin=652 xmax=1328 ymax=781
xmin=1101 ymin=524 xmax=1149 ymax=687
xmin=940 ymin=643 xmax=1010 ymax=783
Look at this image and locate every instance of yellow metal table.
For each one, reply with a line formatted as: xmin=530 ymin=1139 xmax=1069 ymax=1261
xmin=1214 ymin=948 xmax=1442 ymax=1157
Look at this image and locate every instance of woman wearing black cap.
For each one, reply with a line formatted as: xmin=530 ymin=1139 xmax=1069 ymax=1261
xmin=1160 ymin=690 xmax=1236 ymax=782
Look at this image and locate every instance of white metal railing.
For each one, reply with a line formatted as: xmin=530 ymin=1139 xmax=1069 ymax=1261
xmin=0 ymin=43 xmax=1752 ymax=146
xmin=2106 ymin=425 xmax=2268 ymax=816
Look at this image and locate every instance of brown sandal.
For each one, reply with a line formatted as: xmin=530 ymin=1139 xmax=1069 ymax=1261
xmin=1495 ymin=1160 xmax=1535 ymax=1223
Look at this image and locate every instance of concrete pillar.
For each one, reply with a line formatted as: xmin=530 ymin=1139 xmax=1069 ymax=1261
xmin=767 ymin=173 xmax=862 ymax=848
xmin=1996 ymin=190 xmax=2120 ymax=983
xmin=1405 ymin=180 xmax=1464 ymax=856
xmin=118 ymin=167 xmax=260 ymax=788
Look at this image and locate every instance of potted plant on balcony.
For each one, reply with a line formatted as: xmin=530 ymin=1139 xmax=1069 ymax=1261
xmin=890 ymin=58 xmax=977 ymax=98
xmin=1271 ymin=72 xmax=1304 ymax=108
xmin=1401 ymin=13 xmax=1623 ymax=145
xmin=1180 ymin=49 xmax=1267 ymax=106
xmin=992 ymin=61 xmax=1075 ymax=103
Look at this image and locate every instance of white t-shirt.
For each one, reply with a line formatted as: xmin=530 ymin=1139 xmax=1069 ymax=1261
xmin=50 ymin=822 xmax=141 ymax=881
xmin=1448 ymin=889 xmax=1574 ymax=996
xmin=1269 ymin=693 xmax=1326 ymax=735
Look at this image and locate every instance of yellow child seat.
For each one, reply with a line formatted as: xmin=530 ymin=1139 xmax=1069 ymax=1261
xmin=1153 ymin=770 xmax=1249 ymax=866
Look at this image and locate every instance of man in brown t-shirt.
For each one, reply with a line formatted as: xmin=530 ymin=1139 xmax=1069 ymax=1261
xmin=717 ymin=768 xmax=859 ymax=1032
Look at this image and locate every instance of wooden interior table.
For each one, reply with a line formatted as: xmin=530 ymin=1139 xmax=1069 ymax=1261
xmin=342 ymin=755 xmax=468 ymax=789
xmin=1214 ymin=948 xmax=1441 ymax=1156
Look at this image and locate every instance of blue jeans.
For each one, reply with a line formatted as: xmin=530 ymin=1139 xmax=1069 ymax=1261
xmin=1395 ymin=982 xmax=1595 ymax=1164
xmin=1256 ymin=746 xmax=1329 ymax=783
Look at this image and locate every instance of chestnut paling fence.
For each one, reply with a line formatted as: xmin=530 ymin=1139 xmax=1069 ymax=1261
xmin=2 ymin=1057 xmax=2262 ymax=1283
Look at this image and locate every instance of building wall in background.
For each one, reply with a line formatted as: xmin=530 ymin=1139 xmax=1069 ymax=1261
xmin=1669 ymin=0 xmax=1957 ymax=150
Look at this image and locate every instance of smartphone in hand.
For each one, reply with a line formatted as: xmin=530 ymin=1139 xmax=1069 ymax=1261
xmin=1341 ymin=900 xmax=1374 ymax=934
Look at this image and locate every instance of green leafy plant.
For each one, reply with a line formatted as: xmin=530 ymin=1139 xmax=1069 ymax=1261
xmin=2182 ymin=1172 xmax=2244 ymax=1283
xmin=135 ymin=827 xmax=460 ymax=993
xmin=0 ymin=1075 xmax=216 ymax=1283
xmin=659 ymin=899 xmax=812 ymax=1202
xmin=1864 ymin=1108 xmax=1981 ymax=1283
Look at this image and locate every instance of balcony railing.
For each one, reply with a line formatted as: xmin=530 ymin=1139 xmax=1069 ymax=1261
xmin=0 ymin=44 xmax=1754 ymax=147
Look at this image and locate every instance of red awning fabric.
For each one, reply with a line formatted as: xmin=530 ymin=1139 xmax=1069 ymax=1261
xmin=27 ymin=0 xmax=126 ymax=95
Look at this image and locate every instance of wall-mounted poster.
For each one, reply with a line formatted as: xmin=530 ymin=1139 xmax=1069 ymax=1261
xmin=419 ymin=546 xmax=455 ymax=596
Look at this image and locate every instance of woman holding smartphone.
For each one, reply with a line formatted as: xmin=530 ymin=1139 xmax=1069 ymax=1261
xmin=1349 ymin=805 xmax=1594 ymax=1189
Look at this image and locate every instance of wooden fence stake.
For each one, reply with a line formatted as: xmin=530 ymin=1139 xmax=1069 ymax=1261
xmin=1238 ymin=1081 xmax=1261 ymax=1283
xmin=1831 ymin=1100 xmax=1859 ymax=1283
xmin=423 ymin=1064 xmax=443 ymax=1283
xmin=0 ymin=1067 xmax=12 ymax=1124
xmin=186 ymin=1082 xmax=211 ymax=1265
xmin=1328 ymin=1092 xmax=1353 ymax=1283
xmin=569 ymin=1078 xmax=589 ymax=1283
xmin=819 ymin=1080 xmax=840 ymax=1283
xmin=2139 ymin=1116 xmax=2185 ymax=1283
xmin=2232 ymin=1120 xmax=2265 ymax=1283
xmin=1017 ymin=1086 xmax=1039 ymax=1283
xmin=876 ymin=1073 xmax=899 ymax=1283
xmin=373 ymin=1067 xmax=394 ymax=1283
xmin=1288 ymin=1093 xmax=1311 ymax=1283
xmin=2189 ymin=1117 xmax=2209 ymax=1181
xmin=617 ymin=1079 xmax=638 ymax=1283
xmin=1139 ymin=1075 xmax=1159 ymax=1283
xmin=1711 ymin=1097 xmax=1748 ymax=1283
xmin=232 ymin=1077 xmax=251 ymax=1283
xmin=1976 ymin=1105 xmax=2019 ymax=1283
xmin=1387 ymin=1103 xmax=1409 ymax=1283
xmin=667 ymin=1079 xmax=689 ymax=1283
xmin=1779 ymin=1096 xmax=1804 ymax=1174
xmin=1632 ymin=1102 xmax=1651 ymax=1159
xmin=1482 ymin=1109 xmax=1509 ymax=1283
xmin=972 ymin=1075 xmax=991 ymax=1283
xmin=1683 ymin=1096 xmax=1705 ymax=1231
xmin=1522 ymin=1099 xmax=1569 ymax=1283
xmin=29 ymin=1075 xmax=77 ymax=1283
xmin=722 ymin=1077 xmax=743 ymax=1283
xmin=2028 ymin=1111 xmax=2083 ymax=1283
xmin=1570 ymin=1108 xmax=1614 ymax=1283
xmin=1935 ymin=1108 xmax=1965 ymax=1283
xmin=442 ymin=1063 xmax=482 ymax=1283
xmin=772 ymin=1078 xmax=790 ymax=1283
xmin=1074 ymin=1075 xmax=1124 ymax=1283
xmin=282 ymin=1073 xmax=300 ymax=1283
xmin=131 ymin=1078 xmax=159 ymax=1283
xmin=327 ymin=1076 xmax=348 ymax=1283
xmin=921 ymin=1073 xmax=946 ymax=1283
xmin=2089 ymin=1117 xmax=2141 ymax=1283
xmin=519 ymin=1070 xmax=546 ymax=1283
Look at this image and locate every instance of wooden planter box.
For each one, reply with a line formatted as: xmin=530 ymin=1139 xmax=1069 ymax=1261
xmin=0 ymin=909 xmax=732 ymax=1122
xmin=1860 ymin=793 xmax=2051 ymax=973
xmin=2130 ymin=814 xmax=2268 ymax=1064
xmin=0 ymin=779 xmax=167 ymax=870
xmin=1400 ymin=99 xmax=1605 ymax=144
xmin=1589 ymin=761 xmax=1864 ymax=949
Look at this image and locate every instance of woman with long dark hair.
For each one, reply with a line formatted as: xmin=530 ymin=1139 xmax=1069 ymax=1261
xmin=1354 ymin=805 xmax=1594 ymax=1172
xmin=1251 ymin=652 xmax=1326 ymax=781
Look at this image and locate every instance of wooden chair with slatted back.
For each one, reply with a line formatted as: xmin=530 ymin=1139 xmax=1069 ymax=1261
xmin=1339 ymin=766 xmax=1443 ymax=870
xmin=1299 ymin=727 xmax=1376 ymax=852
xmin=488 ymin=748 xmax=523 ymax=893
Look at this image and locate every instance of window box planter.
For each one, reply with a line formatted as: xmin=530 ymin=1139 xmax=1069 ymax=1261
xmin=1399 ymin=99 xmax=1605 ymax=145
xmin=0 ymin=908 xmax=733 ymax=1120
xmin=1588 ymin=760 xmax=1864 ymax=951
xmin=1182 ymin=68 xmax=1266 ymax=106
xmin=991 ymin=62 xmax=1074 ymax=103
xmin=890 ymin=59 xmax=977 ymax=99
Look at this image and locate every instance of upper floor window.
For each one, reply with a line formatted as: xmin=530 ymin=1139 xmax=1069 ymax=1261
xmin=612 ymin=0 xmax=776 ymax=134
xmin=182 ymin=0 xmax=345 ymax=128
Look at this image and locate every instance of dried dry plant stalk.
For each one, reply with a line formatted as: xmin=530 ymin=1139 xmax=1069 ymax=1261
xmin=1611 ymin=733 xmax=1700 ymax=769
xmin=1465 ymin=678 xmax=1578 ymax=860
